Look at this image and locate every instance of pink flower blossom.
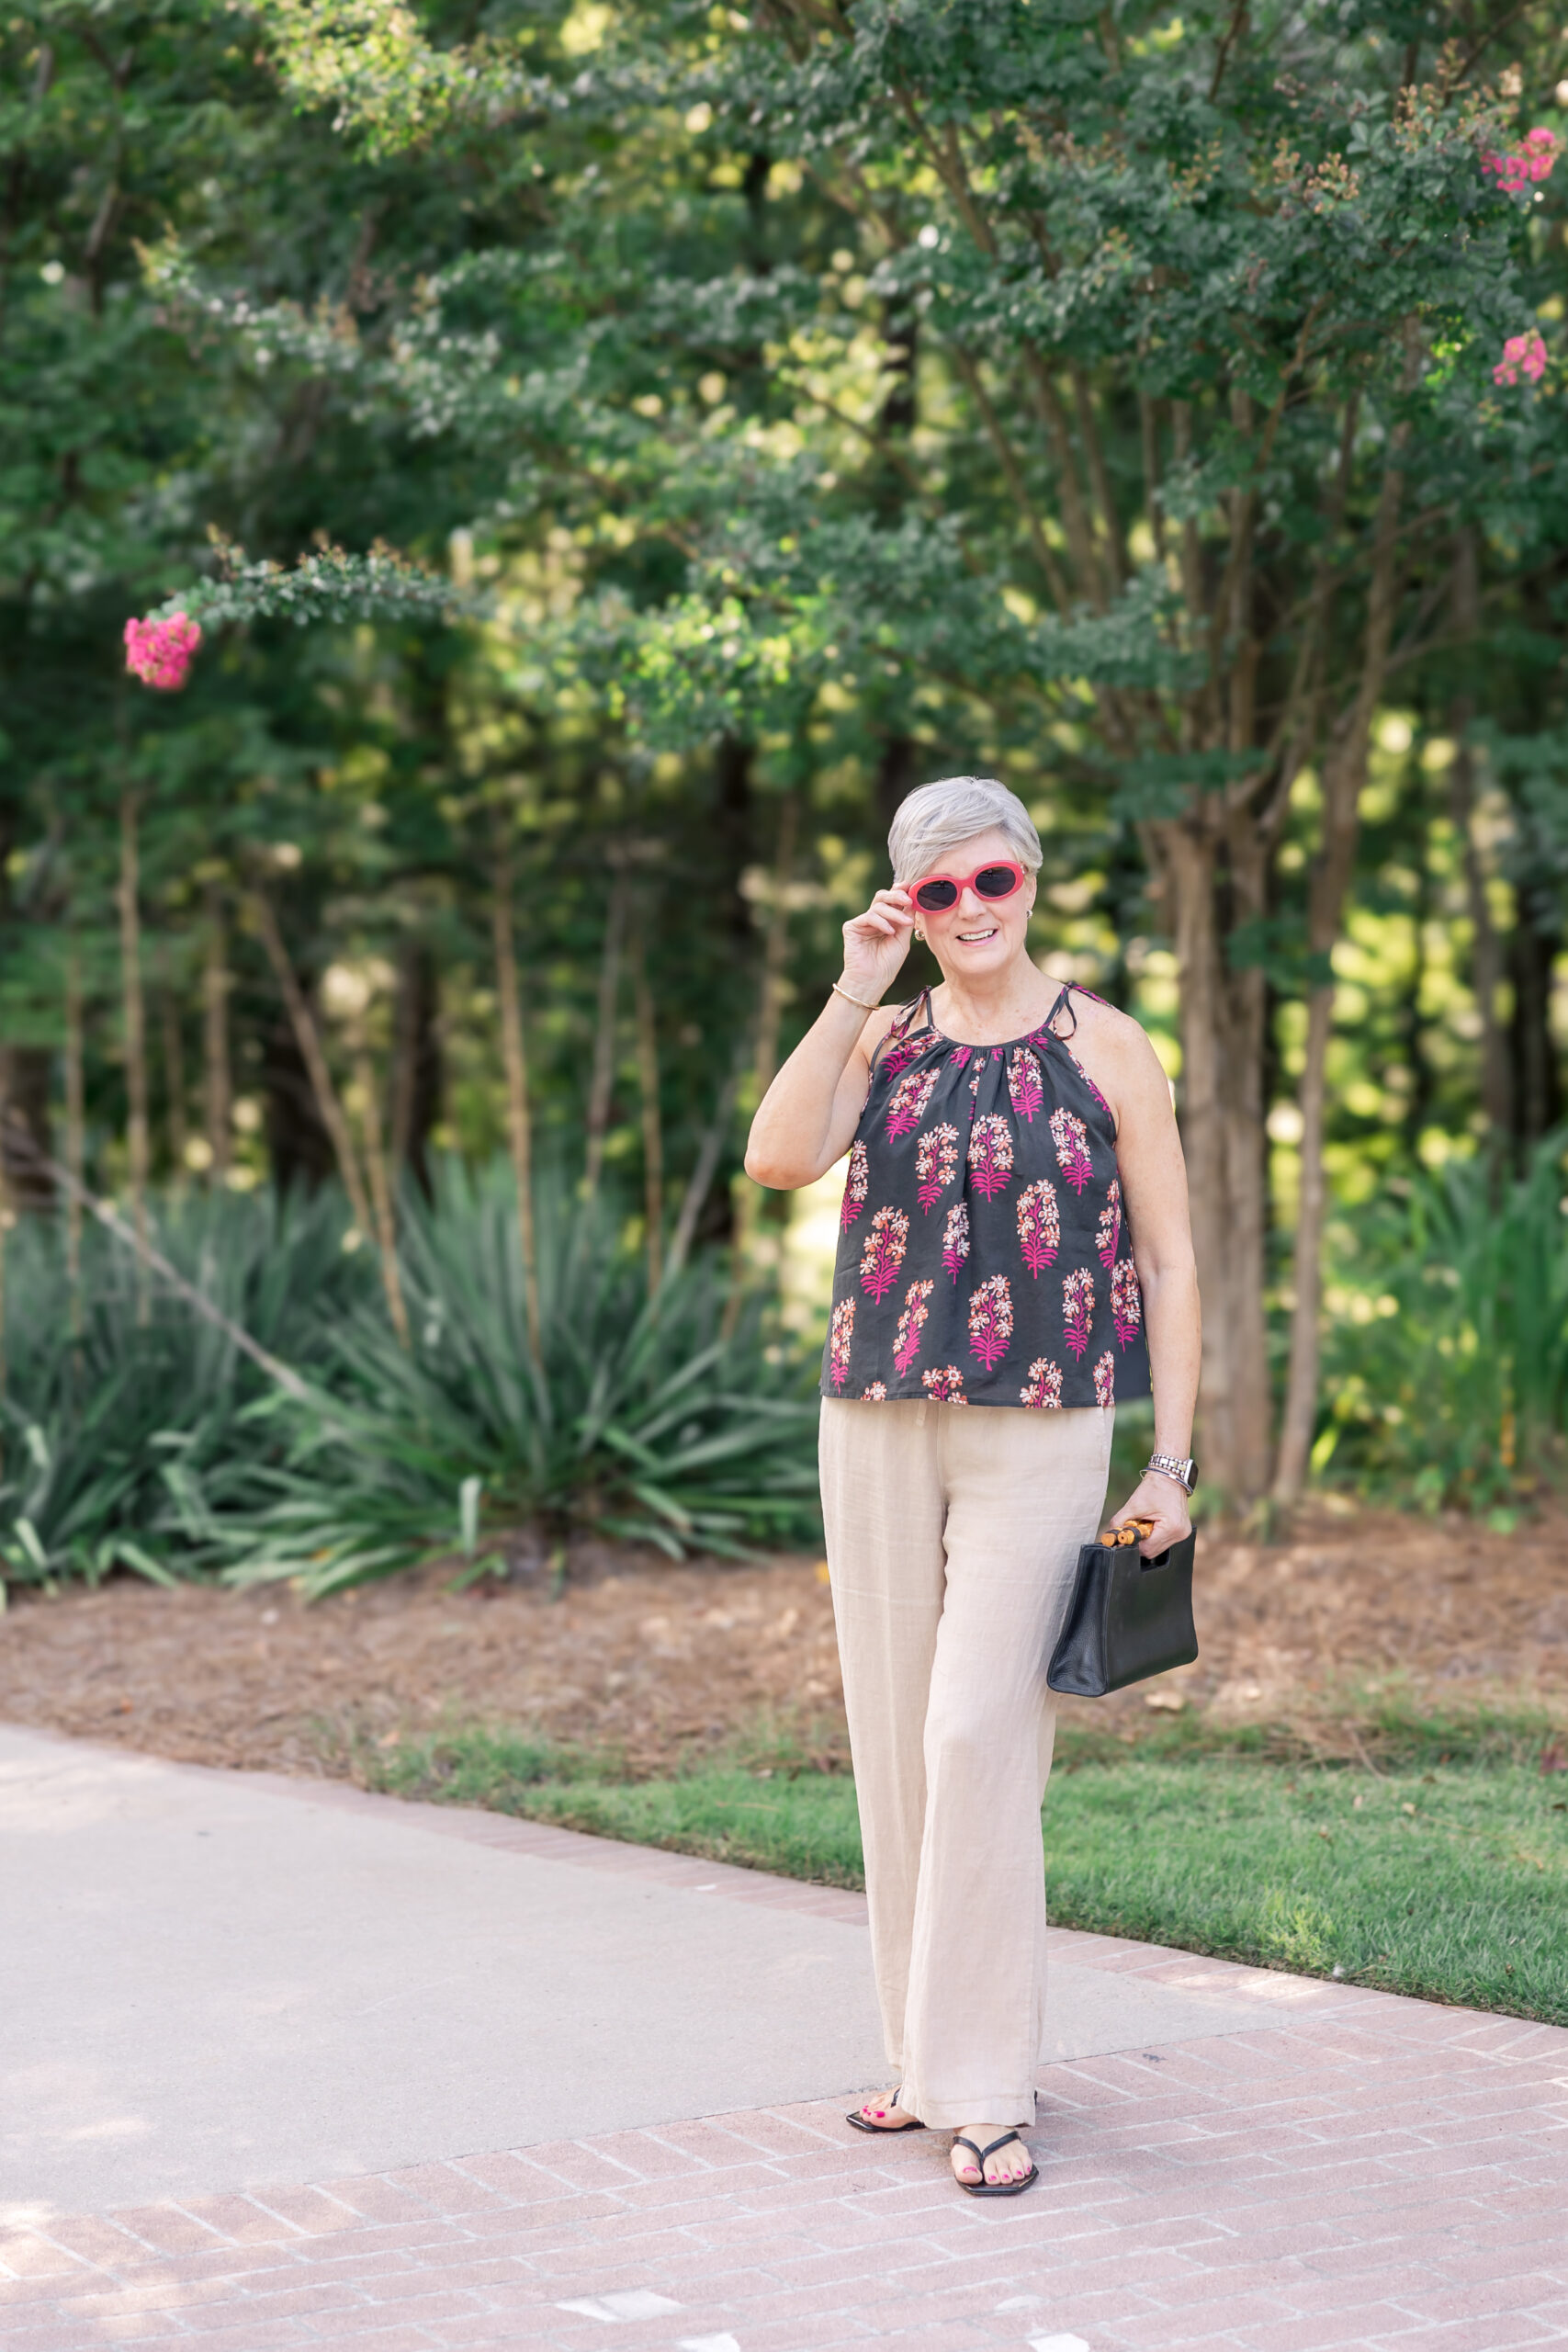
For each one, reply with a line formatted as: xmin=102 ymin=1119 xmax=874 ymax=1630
xmin=1483 ymin=129 xmax=1561 ymax=191
xmin=921 ymin=1364 xmax=967 ymax=1405
xmin=1494 ymin=330 xmax=1548 ymax=387
xmin=124 ymin=611 xmax=202 ymax=691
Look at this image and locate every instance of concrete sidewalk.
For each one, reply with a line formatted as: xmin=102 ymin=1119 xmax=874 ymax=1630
xmin=3 ymin=1724 xmax=1567 ymax=2350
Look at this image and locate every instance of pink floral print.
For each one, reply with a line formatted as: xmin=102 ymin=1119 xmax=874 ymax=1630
xmin=840 ymin=1140 xmax=869 ymax=1232
xmin=1050 ymin=1105 xmax=1093 ymax=1194
xmin=829 ymin=1297 xmax=855 ymax=1390
xmin=1007 ymin=1047 xmax=1044 ymax=1124
xmin=1095 ymin=1178 xmax=1122 ymax=1268
xmin=823 ymin=981 xmax=1149 ymax=1410
xmin=1017 ymin=1178 xmax=1060 ymax=1276
xmin=967 ymin=1273 xmax=1014 ymax=1371
xmin=879 ymin=1030 xmax=926 ymax=1080
xmin=942 ymin=1200 xmax=969 ymax=1283
xmin=915 ymin=1124 xmax=960 ymax=1211
xmin=967 ymin=1114 xmax=1014 ymax=1200
xmin=1111 ymin=1259 xmax=1143 ymax=1346
xmin=1021 ymin=1356 xmax=1063 ymax=1409
xmin=893 ymin=1280 xmax=934 ymax=1376
xmin=886 ymin=1065 xmax=939 ymax=1138
xmin=860 ymin=1205 xmax=910 ymax=1303
xmin=1062 ymin=1266 xmax=1095 ymax=1360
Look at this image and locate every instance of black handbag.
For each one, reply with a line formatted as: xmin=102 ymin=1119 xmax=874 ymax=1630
xmin=1046 ymin=1516 xmax=1198 ymax=1698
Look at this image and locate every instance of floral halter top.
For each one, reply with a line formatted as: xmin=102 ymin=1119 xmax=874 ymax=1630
xmin=821 ymin=982 xmax=1151 ymax=1411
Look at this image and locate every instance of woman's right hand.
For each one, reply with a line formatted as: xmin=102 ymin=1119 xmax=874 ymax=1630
xmin=840 ymin=887 xmax=917 ymax=1007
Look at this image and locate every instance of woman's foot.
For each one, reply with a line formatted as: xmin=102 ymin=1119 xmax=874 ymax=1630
xmin=951 ymin=2125 xmax=1034 ymax=2189
xmin=846 ymin=2087 xmax=922 ymax=2132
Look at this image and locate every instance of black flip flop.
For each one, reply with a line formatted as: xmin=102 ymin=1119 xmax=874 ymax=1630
xmin=951 ymin=2130 xmax=1038 ymax=2195
xmin=845 ymin=2088 xmax=926 ymax=2134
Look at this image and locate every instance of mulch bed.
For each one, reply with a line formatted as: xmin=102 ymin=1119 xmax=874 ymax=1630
xmin=2 ymin=1504 xmax=1566 ymax=1781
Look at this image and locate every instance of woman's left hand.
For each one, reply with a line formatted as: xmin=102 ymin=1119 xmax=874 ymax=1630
xmin=1102 ymin=1473 xmax=1191 ymax=1559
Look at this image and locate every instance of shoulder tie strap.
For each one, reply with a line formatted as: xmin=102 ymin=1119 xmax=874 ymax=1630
xmin=1046 ymin=980 xmax=1077 ymax=1038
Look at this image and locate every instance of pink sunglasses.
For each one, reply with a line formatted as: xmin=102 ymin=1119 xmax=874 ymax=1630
xmin=908 ymin=858 xmax=1027 ymax=914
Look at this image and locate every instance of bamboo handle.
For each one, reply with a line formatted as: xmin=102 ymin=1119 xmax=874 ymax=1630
xmin=1100 ymin=1515 xmax=1157 ymax=1547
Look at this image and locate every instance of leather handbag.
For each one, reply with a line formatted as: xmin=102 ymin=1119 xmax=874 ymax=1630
xmin=1046 ymin=1516 xmax=1198 ymax=1698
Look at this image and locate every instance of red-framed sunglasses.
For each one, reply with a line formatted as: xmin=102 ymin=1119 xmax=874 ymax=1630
xmin=907 ymin=858 xmax=1028 ymax=914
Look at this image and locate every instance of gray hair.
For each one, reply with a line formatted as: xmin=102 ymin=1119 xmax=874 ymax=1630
xmin=886 ymin=775 xmax=1043 ymax=886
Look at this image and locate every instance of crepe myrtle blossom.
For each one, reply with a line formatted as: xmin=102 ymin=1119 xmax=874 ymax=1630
xmin=1494 ymin=330 xmax=1549 ymax=387
xmin=124 ymin=612 xmax=202 ymax=690
xmin=1483 ymin=127 xmax=1561 ymax=192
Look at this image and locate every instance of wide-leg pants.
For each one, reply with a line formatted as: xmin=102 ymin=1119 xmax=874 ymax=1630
xmin=818 ymin=1395 xmax=1113 ymax=2129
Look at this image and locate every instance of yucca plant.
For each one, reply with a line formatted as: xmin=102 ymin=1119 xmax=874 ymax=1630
xmin=1315 ymin=1134 xmax=1568 ymax=1513
xmin=211 ymin=1158 xmax=822 ymax=1595
xmin=0 ymin=1184 xmax=372 ymax=1588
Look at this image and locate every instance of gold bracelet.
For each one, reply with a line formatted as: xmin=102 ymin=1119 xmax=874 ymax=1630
xmin=832 ymin=979 xmax=883 ymax=1012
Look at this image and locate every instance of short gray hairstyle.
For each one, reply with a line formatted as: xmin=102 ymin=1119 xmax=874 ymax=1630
xmin=887 ymin=775 xmax=1043 ymax=886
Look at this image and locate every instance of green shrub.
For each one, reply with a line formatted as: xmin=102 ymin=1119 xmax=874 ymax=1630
xmin=0 ymin=1159 xmax=821 ymax=1593
xmin=1315 ymin=1135 xmax=1568 ymax=1513
xmin=0 ymin=1184 xmax=368 ymax=1589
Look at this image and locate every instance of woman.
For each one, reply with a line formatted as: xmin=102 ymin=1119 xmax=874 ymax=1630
xmin=745 ymin=775 xmax=1200 ymax=2196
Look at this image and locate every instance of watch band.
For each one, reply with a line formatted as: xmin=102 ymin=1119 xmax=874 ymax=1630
xmin=1145 ymin=1451 xmax=1198 ymax=1496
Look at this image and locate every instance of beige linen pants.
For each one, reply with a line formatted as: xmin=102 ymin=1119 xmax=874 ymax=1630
xmin=819 ymin=1395 xmax=1113 ymax=2130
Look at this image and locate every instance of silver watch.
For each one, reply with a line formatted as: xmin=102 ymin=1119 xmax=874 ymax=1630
xmin=1145 ymin=1452 xmax=1198 ymax=1496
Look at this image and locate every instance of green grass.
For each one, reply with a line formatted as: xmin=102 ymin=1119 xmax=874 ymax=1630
xmin=360 ymin=1711 xmax=1568 ymax=2026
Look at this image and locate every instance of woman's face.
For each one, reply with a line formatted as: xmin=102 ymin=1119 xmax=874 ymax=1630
xmin=907 ymin=826 xmax=1037 ymax=983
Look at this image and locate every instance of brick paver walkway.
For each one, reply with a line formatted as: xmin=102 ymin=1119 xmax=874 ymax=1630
xmin=6 ymin=1899 xmax=1566 ymax=2352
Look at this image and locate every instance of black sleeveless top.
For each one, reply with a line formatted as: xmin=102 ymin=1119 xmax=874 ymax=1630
xmin=820 ymin=983 xmax=1151 ymax=1410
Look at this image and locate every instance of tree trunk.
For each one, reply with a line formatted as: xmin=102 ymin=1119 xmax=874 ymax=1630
xmin=1274 ymin=418 xmax=1412 ymax=1502
xmin=351 ymin=1039 xmax=411 ymax=1348
xmin=724 ymin=794 xmax=799 ymax=1334
xmin=1447 ymin=532 xmax=1511 ymax=1140
xmin=583 ymin=873 xmax=628 ymax=1203
xmin=0 ymin=1046 xmax=54 ymax=1209
xmin=118 ymin=789 xmax=152 ymax=1325
xmin=668 ymin=1056 xmax=746 ymax=1281
xmin=491 ymin=820 xmax=543 ymax=1368
xmin=262 ymin=1018 xmax=335 ymax=1193
xmin=1156 ymin=814 xmax=1273 ymax=1503
xmin=64 ymin=941 xmax=85 ymax=1338
xmin=389 ymin=938 xmax=442 ymax=1196
xmin=1508 ymin=896 xmax=1562 ymax=1152
xmin=628 ymin=908 xmax=665 ymax=1294
xmin=158 ymin=943 xmax=189 ymax=1189
xmin=249 ymin=889 xmax=375 ymax=1242
xmin=202 ymin=886 xmax=232 ymax=1183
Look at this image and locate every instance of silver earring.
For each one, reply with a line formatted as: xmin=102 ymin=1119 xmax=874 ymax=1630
xmin=913 ymin=927 xmax=923 ymax=943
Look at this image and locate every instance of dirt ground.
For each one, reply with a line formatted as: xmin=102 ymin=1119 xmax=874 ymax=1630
xmin=3 ymin=1500 xmax=1567 ymax=1781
